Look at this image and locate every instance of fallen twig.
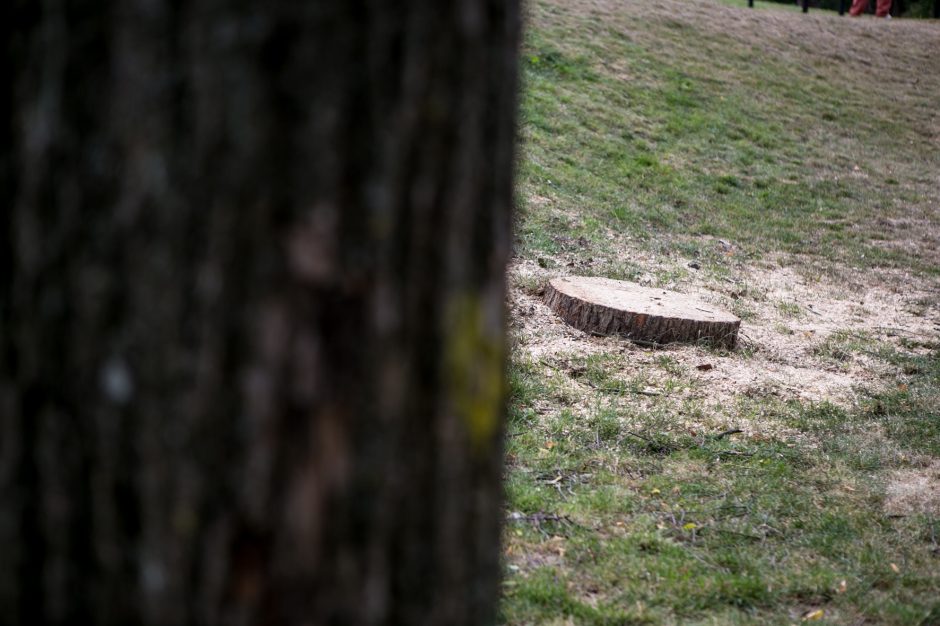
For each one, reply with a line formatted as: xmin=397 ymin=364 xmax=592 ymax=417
xmin=628 ymin=338 xmax=668 ymax=349
xmin=714 ymin=528 xmax=763 ymax=541
xmin=582 ymin=379 xmax=662 ymax=397
xmin=506 ymin=511 xmax=583 ymax=536
xmin=624 ymin=431 xmax=676 ymax=453
xmin=874 ymin=326 xmax=918 ymax=337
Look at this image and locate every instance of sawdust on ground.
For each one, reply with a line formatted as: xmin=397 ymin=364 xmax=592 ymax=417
xmin=510 ymin=253 xmax=938 ymax=407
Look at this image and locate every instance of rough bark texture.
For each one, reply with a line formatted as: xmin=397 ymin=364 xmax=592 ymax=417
xmin=544 ymin=277 xmax=740 ymax=349
xmin=1 ymin=1 xmax=519 ymax=624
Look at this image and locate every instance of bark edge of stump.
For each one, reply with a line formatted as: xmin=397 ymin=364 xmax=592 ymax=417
xmin=544 ymin=276 xmax=741 ymax=349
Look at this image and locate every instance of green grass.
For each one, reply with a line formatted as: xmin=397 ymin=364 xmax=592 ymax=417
xmin=503 ymin=350 xmax=940 ymax=624
xmin=503 ymin=0 xmax=940 ymax=623
xmin=516 ymin=1 xmax=940 ymax=278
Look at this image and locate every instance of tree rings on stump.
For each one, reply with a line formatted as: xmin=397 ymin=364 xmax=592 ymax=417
xmin=544 ymin=276 xmax=740 ymax=348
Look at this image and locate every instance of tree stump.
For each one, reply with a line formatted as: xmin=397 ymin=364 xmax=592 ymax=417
xmin=544 ymin=276 xmax=740 ymax=348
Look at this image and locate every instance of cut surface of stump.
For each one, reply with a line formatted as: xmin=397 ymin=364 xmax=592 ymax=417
xmin=544 ymin=276 xmax=740 ymax=348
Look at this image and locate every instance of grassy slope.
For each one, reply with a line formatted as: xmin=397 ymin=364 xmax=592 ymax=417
xmin=502 ymin=1 xmax=940 ymax=624
xmin=517 ymin=0 xmax=940 ymax=274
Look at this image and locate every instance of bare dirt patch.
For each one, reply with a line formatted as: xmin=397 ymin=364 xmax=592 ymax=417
xmin=510 ymin=249 xmax=939 ymax=415
xmin=884 ymin=459 xmax=940 ymax=517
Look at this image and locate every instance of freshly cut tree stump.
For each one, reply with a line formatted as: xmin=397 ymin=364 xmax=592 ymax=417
xmin=544 ymin=276 xmax=740 ymax=348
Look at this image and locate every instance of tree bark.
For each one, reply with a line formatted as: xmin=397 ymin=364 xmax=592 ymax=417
xmin=1 ymin=1 xmax=519 ymax=624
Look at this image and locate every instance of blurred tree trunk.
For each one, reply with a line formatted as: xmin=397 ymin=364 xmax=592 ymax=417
xmin=0 ymin=1 xmax=519 ymax=624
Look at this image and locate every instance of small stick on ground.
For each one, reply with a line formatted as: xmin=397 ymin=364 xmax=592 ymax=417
xmin=626 ymin=431 xmax=654 ymax=443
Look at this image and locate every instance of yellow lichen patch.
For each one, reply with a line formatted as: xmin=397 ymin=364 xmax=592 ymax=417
xmin=445 ymin=293 xmax=505 ymax=451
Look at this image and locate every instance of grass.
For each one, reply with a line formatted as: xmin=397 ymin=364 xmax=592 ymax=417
xmin=502 ymin=0 xmax=940 ymax=623
xmin=515 ymin=0 xmax=940 ymax=277
xmin=503 ymin=350 xmax=940 ymax=624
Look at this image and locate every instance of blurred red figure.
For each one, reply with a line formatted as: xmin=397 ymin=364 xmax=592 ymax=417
xmin=849 ymin=0 xmax=892 ymax=16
